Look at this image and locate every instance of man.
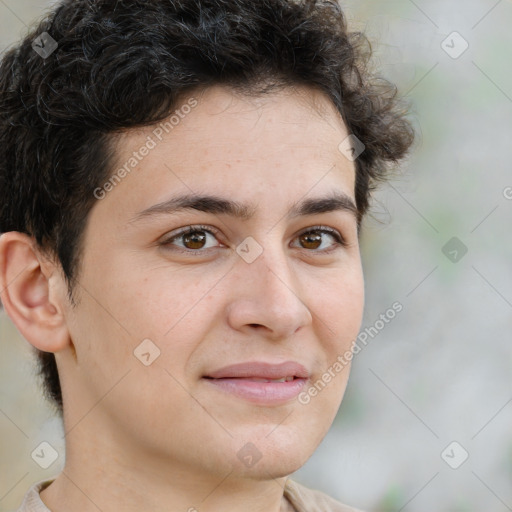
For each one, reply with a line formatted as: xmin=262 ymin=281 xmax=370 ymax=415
xmin=0 ymin=0 xmax=414 ymax=510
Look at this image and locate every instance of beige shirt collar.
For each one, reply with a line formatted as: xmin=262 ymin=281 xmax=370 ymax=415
xmin=16 ymin=477 xmax=363 ymax=512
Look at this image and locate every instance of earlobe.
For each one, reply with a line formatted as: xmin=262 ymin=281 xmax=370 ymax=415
xmin=0 ymin=232 xmax=70 ymax=353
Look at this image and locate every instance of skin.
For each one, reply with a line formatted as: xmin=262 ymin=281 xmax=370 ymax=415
xmin=0 ymin=84 xmax=364 ymax=512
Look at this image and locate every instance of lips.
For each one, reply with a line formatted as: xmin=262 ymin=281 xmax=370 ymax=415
xmin=203 ymin=361 xmax=310 ymax=405
xmin=205 ymin=361 xmax=310 ymax=380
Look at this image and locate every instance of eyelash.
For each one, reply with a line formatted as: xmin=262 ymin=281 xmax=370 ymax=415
xmin=159 ymin=224 xmax=347 ymax=255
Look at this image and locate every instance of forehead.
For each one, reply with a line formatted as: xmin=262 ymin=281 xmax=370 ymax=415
xmin=93 ymin=84 xmax=357 ymax=227
xmin=113 ymin=83 xmax=350 ymax=162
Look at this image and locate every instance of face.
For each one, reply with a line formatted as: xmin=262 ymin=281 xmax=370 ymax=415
xmin=59 ymin=85 xmax=364 ymax=481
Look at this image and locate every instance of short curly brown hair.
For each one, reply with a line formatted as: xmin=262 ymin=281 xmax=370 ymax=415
xmin=0 ymin=0 xmax=414 ymax=415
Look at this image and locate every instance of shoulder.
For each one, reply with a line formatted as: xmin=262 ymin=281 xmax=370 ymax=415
xmin=283 ymin=479 xmax=365 ymax=512
xmin=13 ymin=478 xmax=54 ymax=512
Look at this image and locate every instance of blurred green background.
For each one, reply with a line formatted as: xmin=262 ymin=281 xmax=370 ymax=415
xmin=1 ymin=1 xmax=511 ymax=511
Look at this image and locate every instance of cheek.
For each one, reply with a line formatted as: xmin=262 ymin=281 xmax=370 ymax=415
xmin=301 ymin=275 xmax=363 ymax=429
xmin=313 ymin=265 xmax=365 ymax=343
xmin=103 ymin=261 xmax=221 ymax=340
xmin=67 ymin=264 xmax=205 ymax=383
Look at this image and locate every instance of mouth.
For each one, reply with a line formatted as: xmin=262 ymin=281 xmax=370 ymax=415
xmin=203 ymin=361 xmax=309 ymax=405
xmin=219 ymin=376 xmax=296 ymax=383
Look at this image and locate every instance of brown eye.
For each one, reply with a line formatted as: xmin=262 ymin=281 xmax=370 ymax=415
xmin=182 ymin=230 xmax=207 ymax=249
xmin=299 ymin=231 xmax=322 ymax=250
xmin=161 ymin=225 xmax=222 ymax=253
xmin=292 ymin=227 xmax=345 ymax=252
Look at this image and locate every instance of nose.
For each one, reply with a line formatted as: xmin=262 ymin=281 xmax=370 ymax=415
xmin=226 ymin=243 xmax=313 ymax=340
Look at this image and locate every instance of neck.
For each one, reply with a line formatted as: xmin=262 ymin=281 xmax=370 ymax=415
xmin=40 ymin=426 xmax=291 ymax=512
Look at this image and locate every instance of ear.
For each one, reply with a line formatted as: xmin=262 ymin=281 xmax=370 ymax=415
xmin=0 ymin=232 xmax=70 ymax=352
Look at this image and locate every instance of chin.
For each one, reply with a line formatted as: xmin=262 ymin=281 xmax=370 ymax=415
xmin=231 ymin=430 xmax=319 ymax=480
xmin=237 ymin=453 xmax=310 ymax=481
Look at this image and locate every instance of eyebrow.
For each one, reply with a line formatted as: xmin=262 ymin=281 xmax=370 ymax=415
xmin=129 ymin=191 xmax=358 ymax=224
